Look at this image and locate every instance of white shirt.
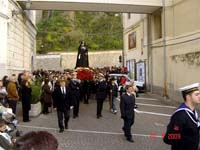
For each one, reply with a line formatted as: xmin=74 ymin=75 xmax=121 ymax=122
xmin=60 ymin=87 xmax=66 ymax=94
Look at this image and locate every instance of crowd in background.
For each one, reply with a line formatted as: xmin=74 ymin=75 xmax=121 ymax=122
xmin=0 ymin=66 xmax=138 ymax=149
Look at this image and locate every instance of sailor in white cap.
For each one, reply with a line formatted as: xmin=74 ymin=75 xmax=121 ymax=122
xmin=163 ymin=83 xmax=200 ymax=150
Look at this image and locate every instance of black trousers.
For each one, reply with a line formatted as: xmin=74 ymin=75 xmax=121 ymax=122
xmin=123 ymin=118 xmax=134 ymax=139
xmin=7 ymin=100 xmax=17 ymax=114
xmin=57 ymin=109 xmax=70 ymax=129
xmin=97 ymin=98 xmax=104 ymax=116
xmin=43 ymin=102 xmax=49 ymax=114
xmin=83 ymin=91 xmax=90 ymax=104
xmin=72 ymin=94 xmax=80 ymax=117
xmin=22 ymin=105 xmax=29 ymax=121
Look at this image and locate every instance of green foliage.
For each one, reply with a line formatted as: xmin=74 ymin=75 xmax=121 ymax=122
xmin=31 ymin=82 xmax=41 ymax=104
xmin=36 ymin=11 xmax=123 ymax=54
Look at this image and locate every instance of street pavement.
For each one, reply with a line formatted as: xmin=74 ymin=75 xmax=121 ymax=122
xmin=16 ymin=93 xmax=176 ymax=150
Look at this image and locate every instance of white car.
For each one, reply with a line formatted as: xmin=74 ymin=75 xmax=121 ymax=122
xmin=109 ymin=73 xmax=145 ymax=92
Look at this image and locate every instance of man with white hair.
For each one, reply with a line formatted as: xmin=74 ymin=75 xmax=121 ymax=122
xmin=6 ymin=75 xmax=19 ymax=114
xmin=164 ymin=83 xmax=200 ymax=150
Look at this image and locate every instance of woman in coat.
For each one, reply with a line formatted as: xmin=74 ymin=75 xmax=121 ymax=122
xmin=41 ymin=78 xmax=52 ymax=114
xmin=21 ymin=80 xmax=31 ymax=122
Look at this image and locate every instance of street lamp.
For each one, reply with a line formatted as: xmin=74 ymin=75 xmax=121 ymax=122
xmin=26 ymin=0 xmax=31 ymax=9
xmin=40 ymin=44 xmax=44 ymax=50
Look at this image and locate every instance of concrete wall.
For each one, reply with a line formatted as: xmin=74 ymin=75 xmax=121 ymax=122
xmin=35 ymin=50 xmax=122 ymax=70
xmin=0 ymin=0 xmax=37 ymax=78
xmin=36 ymin=54 xmax=61 ymax=71
xmin=0 ymin=0 xmax=9 ymax=77
xmin=123 ymin=0 xmax=200 ymax=102
xmin=151 ymin=0 xmax=200 ymax=101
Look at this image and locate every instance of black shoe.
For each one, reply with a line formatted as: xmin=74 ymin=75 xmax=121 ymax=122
xmin=99 ymin=114 xmax=103 ymax=117
xmin=97 ymin=116 xmax=100 ymax=119
xmin=134 ymin=104 xmax=138 ymax=109
xmin=23 ymin=120 xmax=31 ymax=122
xmin=65 ymin=125 xmax=68 ymax=129
xmin=73 ymin=115 xmax=78 ymax=118
xmin=59 ymin=128 xmax=64 ymax=133
xmin=127 ymin=138 xmax=134 ymax=143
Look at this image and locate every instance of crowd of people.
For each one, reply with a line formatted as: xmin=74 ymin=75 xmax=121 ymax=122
xmin=0 ymin=66 xmax=137 ymax=149
xmin=1 ymin=66 xmax=200 ymax=150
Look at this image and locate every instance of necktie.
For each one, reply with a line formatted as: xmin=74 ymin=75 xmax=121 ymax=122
xmin=63 ymin=87 xmax=65 ymax=94
xmin=61 ymin=87 xmax=64 ymax=94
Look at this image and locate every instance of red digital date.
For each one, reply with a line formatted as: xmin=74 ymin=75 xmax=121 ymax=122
xmin=168 ymin=133 xmax=181 ymax=139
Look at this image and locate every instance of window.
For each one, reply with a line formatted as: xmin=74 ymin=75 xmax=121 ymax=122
xmin=152 ymin=9 xmax=162 ymax=40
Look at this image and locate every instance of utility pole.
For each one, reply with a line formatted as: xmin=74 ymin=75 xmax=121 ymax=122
xmin=162 ymin=0 xmax=167 ymax=98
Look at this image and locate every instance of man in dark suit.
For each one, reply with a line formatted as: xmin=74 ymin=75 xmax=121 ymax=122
xmin=54 ymin=80 xmax=71 ymax=133
xmin=120 ymin=85 xmax=135 ymax=142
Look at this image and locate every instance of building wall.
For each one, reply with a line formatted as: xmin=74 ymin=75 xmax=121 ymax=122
xmin=0 ymin=0 xmax=9 ymax=77
xmin=123 ymin=0 xmax=200 ymax=102
xmin=35 ymin=50 xmax=122 ymax=70
xmin=0 ymin=0 xmax=37 ymax=78
xmin=151 ymin=0 xmax=200 ymax=101
xmin=36 ymin=54 xmax=61 ymax=71
xmin=123 ymin=13 xmax=149 ymax=82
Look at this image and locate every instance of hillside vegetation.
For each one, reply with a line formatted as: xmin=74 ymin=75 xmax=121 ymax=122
xmin=36 ymin=11 xmax=123 ymax=54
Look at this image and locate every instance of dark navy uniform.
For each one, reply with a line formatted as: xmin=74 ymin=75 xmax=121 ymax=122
xmin=69 ymin=79 xmax=80 ymax=118
xmin=96 ymin=79 xmax=107 ymax=118
xmin=164 ymin=103 xmax=200 ymax=150
xmin=120 ymin=93 xmax=135 ymax=141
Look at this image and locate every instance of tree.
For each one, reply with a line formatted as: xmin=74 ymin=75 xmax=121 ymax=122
xmin=36 ymin=11 xmax=123 ymax=54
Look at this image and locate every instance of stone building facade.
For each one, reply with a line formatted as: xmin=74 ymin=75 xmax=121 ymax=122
xmin=0 ymin=0 xmax=37 ymax=78
xmin=123 ymin=0 xmax=200 ymax=102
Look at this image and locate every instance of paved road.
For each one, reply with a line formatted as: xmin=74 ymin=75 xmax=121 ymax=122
xmin=16 ymin=93 xmax=175 ymax=150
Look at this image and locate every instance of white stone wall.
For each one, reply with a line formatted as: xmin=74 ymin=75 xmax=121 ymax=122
xmin=0 ymin=0 xmax=37 ymax=78
xmin=35 ymin=50 xmax=122 ymax=70
xmin=36 ymin=54 xmax=62 ymax=71
xmin=0 ymin=0 xmax=9 ymax=78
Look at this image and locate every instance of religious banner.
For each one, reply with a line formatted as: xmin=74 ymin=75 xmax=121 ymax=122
xmin=136 ymin=61 xmax=146 ymax=83
xmin=128 ymin=32 xmax=136 ymax=49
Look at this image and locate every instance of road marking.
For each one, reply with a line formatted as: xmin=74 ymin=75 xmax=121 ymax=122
xmin=17 ymin=124 xmax=162 ymax=138
xmin=136 ymin=103 xmax=176 ymax=109
xmin=134 ymin=109 xmax=171 ymax=117
xmin=154 ymin=122 xmax=165 ymax=127
xmin=136 ymin=97 xmax=158 ymax=101
xmin=117 ymin=97 xmax=158 ymax=101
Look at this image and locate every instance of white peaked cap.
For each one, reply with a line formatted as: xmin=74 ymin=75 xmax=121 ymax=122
xmin=179 ymin=83 xmax=200 ymax=95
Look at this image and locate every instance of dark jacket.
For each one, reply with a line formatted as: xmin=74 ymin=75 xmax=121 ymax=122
xmin=120 ymin=93 xmax=135 ymax=120
xmin=164 ymin=109 xmax=199 ymax=150
xmin=110 ymin=83 xmax=118 ymax=97
xmin=68 ymin=79 xmax=80 ymax=95
xmin=54 ymin=86 xmax=71 ymax=111
xmin=96 ymin=80 xmax=107 ymax=100
xmin=21 ymin=83 xmax=31 ymax=111
xmin=41 ymin=84 xmax=52 ymax=104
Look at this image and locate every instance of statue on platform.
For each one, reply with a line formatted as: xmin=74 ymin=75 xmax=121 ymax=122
xmin=75 ymin=41 xmax=89 ymax=68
